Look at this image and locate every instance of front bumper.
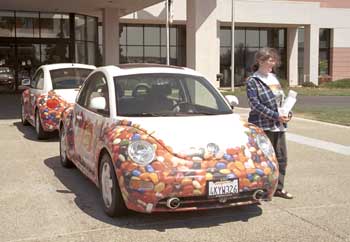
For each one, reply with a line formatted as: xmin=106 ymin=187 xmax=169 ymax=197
xmin=117 ymin=163 xmax=276 ymax=213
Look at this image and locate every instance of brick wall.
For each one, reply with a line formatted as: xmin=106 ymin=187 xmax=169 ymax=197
xmin=331 ymin=47 xmax=350 ymax=81
xmin=290 ymin=0 xmax=350 ymax=8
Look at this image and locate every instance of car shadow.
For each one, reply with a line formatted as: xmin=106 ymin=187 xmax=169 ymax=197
xmin=14 ymin=121 xmax=59 ymax=142
xmin=44 ymin=156 xmax=263 ymax=230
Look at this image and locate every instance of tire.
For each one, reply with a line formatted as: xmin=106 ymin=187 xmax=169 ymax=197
xmin=59 ymin=125 xmax=74 ymax=168
xmin=35 ymin=110 xmax=48 ymax=140
xmin=21 ymin=101 xmax=29 ymax=126
xmin=99 ymin=153 xmax=128 ymax=217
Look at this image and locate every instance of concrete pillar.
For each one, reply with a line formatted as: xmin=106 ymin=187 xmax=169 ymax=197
xmin=186 ymin=0 xmax=220 ymax=87
xmin=287 ymin=27 xmax=298 ymax=86
xmin=103 ymin=8 xmax=120 ymax=65
xmin=230 ymin=0 xmax=235 ymax=91
xmin=304 ymin=24 xmax=319 ymax=85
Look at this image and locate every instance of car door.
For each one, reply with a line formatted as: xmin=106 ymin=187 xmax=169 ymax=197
xmin=28 ymin=69 xmax=45 ymax=123
xmin=74 ymin=72 xmax=110 ymax=176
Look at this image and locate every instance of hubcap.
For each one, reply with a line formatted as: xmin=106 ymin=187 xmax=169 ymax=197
xmin=60 ymin=128 xmax=67 ymax=161
xmin=101 ymin=162 xmax=114 ymax=208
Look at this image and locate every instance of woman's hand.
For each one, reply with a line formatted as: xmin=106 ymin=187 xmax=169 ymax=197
xmin=279 ymin=115 xmax=290 ymax=123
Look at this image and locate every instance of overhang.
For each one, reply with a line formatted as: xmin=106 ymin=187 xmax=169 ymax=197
xmin=0 ymin=0 xmax=163 ymax=17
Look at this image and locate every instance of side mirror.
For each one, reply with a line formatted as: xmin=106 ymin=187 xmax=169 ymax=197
xmin=225 ymin=95 xmax=239 ymax=109
xmin=89 ymin=97 xmax=106 ymax=111
xmin=21 ymin=79 xmax=31 ymax=86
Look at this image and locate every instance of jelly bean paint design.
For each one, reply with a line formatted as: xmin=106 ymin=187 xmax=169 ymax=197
xmin=62 ymin=111 xmax=279 ymax=213
xmin=37 ymin=91 xmax=73 ymax=131
xmin=104 ymin=120 xmax=278 ymax=212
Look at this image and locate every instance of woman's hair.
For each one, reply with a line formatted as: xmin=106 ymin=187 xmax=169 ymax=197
xmin=251 ymin=47 xmax=281 ymax=72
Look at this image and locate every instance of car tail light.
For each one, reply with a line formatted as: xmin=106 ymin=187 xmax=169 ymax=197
xmin=47 ymin=99 xmax=60 ymax=109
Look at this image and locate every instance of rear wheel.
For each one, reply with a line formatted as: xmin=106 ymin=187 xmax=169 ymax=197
xmin=35 ymin=110 xmax=48 ymax=140
xmin=99 ymin=153 xmax=128 ymax=217
xmin=21 ymin=101 xmax=29 ymax=126
xmin=59 ymin=125 xmax=74 ymax=168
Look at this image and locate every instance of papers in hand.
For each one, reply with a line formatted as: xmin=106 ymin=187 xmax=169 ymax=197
xmin=279 ymin=90 xmax=297 ymax=116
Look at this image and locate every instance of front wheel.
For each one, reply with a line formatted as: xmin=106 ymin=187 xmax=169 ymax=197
xmin=99 ymin=153 xmax=128 ymax=217
xmin=59 ymin=125 xmax=74 ymax=168
xmin=35 ymin=110 xmax=48 ymax=140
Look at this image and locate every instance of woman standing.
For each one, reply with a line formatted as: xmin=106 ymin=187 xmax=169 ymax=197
xmin=246 ymin=47 xmax=293 ymax=199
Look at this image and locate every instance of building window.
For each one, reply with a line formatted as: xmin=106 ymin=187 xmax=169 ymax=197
xmin=74 ymin=15 xmax=98 ymax=65
xmin=41 ymin=43 xmax=69 ymax=64
xmin=298 ymin=27 xmax=304 ymax=84
xmin=119 ymin=24 xmax=186 ymax=66
xmin=0 ymin=11 xmax=15 ymax=37
xmin=319 ymin=28 xmax=331 ymax=76
xmin=97 ymin=23 xmax=103 ymax=66
xmin=298 ymin=28 xmax=331 ymax=84
xmin=220 ymin=27 xmax=287 ymax=87
xmin=39 ymin=13 xmax=70 ymax=38
xmin=15 ymin=12 xmax=40 ymax=38
xmin=0 ymin=11 xmax=98 ymax=90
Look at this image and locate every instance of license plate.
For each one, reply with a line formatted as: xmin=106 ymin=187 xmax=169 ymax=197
xmin=207 ymin=179 xmax=239 ymax=198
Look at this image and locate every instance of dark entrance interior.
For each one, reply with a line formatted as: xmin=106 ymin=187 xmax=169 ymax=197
xmin=0 ymin=39 xmax=71 ymax=93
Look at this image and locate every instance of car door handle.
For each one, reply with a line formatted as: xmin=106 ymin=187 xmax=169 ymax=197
xmin=76 ymin=115 xmax=82 ymax=121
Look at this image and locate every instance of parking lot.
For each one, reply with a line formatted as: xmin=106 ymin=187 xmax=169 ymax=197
xmin=1 ymin=95 xmax=350 ymax=242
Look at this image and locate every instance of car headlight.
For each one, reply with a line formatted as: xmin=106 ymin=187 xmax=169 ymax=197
xmin=256 ymin=134 xmax=275 ymax=157
xmin=128 ymin=140 xmax=156 ymax=166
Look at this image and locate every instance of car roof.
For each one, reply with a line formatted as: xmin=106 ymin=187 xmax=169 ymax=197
xmin=38 ymin=63 xmax=96 ymax=71
xmin=100 ymin=64 xmax=204 ymax=78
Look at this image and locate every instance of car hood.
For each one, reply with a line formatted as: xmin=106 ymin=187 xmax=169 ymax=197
xmin=124 ymin=114 xmax=250 ymax=155
xmin=53 ymin=89 xmax=79 ymax=103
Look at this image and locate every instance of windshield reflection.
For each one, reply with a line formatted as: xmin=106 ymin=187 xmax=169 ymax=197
xmin=114 ymin=73 xmax=232 ymax=117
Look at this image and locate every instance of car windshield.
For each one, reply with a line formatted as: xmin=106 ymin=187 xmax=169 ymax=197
xmin=114 ymin=73 xmax=233 ymax=117
xmin=50 ymin=68 xmax=93 ymax=89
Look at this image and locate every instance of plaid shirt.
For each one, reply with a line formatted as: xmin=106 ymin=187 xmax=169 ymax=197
xmin=246 ymin=76 xmax=286 ymax=130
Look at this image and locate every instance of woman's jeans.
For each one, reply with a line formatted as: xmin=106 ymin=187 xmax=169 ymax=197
xmin=264 ymin=131 xmax=287 ymax=191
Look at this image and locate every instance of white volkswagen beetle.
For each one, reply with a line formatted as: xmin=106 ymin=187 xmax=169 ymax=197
xmin=59 ymin=64 xmax=279 ymax=217
xmin=21 ymin=63 xmax=96 ymax=139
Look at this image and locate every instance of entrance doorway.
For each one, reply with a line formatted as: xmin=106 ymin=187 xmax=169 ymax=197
xmin=0 ymin=39 xmax=70 ymax=92
xmin=0 ymin=43 xmax=16 ymax=92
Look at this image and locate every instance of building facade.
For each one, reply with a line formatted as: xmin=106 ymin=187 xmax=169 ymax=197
xmin=1 ymin=0 xmax=350 ymax=90
xmin=120 ymin=0 xmax=350 ymax=87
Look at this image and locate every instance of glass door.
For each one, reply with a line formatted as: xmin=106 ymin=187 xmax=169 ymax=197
xmin=0 ymin=43 xmax=16 ymax=92
xmin=16 ymin=44 xmax=41 ymax=85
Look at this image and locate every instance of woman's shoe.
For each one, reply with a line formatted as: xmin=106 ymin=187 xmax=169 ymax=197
xmin=274 ymin=189 xmax=293 ymax=199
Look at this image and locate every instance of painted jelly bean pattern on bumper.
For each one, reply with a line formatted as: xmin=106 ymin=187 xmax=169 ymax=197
xmin=37 ymin=91 xmax=73 ymax=132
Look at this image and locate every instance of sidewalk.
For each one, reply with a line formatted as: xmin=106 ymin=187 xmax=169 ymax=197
xmin=235 ymin=95 xmax=350 ymax=109
xmin=236 ymin=107 xmax=350 ymax=148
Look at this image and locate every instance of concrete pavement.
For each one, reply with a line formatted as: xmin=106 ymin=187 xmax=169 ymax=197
xmin=0 ymin=110 xmax=350 ymax=242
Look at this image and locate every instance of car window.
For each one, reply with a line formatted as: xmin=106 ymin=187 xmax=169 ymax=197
xmin=78 ymin=72 xmax=109 ymax=115
xmin=184 ymin=76 xmax=218 ymax=110
xmin=114 ymin=73 xmax=232 ymax=117
xmin=35 ymin=70 xmax=44 ymax=90
xmin=31 ymin=69 xmax=41 ymax=88
xmin=49 ymin=68 xmax=93 ymax=89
